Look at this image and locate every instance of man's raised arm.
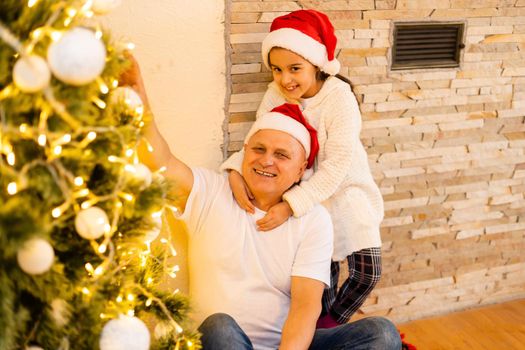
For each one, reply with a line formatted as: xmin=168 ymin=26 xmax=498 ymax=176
xmin=121 ymin=55 xmax=193 ymax=210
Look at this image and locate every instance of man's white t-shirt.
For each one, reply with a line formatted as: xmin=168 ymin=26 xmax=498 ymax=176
xmin=179 ymin=168 xmax=333 ymax=350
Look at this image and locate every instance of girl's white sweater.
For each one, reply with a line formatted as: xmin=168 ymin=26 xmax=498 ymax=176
xmin=222 ymin=76 xmax=383 ymax=260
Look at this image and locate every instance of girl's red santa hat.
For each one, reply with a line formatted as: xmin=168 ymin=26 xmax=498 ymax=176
xmin=245 ymin=103 xmax=319 ymax=170
xmin=262 ymin=9 xmax=340 ymax=76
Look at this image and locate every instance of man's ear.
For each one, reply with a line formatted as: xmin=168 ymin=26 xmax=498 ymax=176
xmin=295 ymin=160 xmax=308 ymax=183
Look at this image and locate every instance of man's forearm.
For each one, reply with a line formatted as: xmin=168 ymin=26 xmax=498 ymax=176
xmin=279 ymin=301 xmax=320 ymax=350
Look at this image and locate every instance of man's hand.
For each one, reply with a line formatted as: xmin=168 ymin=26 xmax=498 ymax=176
xmin=229 ymin=170 xmax=255 ymax=214
xmin=256 ymin=201 xmax=292 ymax=231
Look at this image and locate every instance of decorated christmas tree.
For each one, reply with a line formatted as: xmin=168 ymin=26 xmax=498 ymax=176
xmin=0 ymin=0 xmax=199 ymax=349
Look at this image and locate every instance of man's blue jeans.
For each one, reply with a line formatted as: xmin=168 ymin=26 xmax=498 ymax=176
xmin=198 ymin=313 xmax=402 ymax=349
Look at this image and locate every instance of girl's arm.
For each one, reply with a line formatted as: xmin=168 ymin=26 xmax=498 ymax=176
xmin=283 ymin=89 xmax=361 ymax=217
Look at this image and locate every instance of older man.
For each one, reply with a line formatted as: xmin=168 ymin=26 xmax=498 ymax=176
xmin=127 ymin=61 xmax=400 ymax=350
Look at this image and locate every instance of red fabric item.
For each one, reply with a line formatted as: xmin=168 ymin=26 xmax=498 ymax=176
xmin=399 ymin=329 xmax=417 ymax=350
xmin=315 ymin=313 xmax=340 ymax=329
xmin=270 ymin=103 xmax=319 ymax=169
xmin=270 ymin=9 xmax=337 ymax=61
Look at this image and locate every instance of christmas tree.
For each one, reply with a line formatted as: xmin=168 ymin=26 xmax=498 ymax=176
xmin=0 ymin=0 xmax=199 ymax=349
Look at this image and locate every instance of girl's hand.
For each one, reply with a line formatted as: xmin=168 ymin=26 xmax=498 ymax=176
xmin=256 ymin=201 xmax=292 ymax=231
xmin=229 ymin=170 xmax=255 ymax=214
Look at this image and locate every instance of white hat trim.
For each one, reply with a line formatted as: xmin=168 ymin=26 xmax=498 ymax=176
xmin=262 ymin=28 xmax=328 ymax=72
xmin=244 ymin=112 xmax=311 ymax=158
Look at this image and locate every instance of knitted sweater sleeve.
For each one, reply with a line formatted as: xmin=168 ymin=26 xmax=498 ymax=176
xmin=283 ymin=89 xmax=362 ymax=217
xmin=220 ymin=84 xmax=285 ymax=173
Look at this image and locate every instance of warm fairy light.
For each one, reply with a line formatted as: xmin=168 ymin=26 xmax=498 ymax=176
xmin=85 ymin=262 xmax=95 ymax=274
xmin=87 ymin=131 xmax=97 ymax=141
xmin=108 ymin=155 xmax=120 ymax=163
xmin=116 ymin=295 xmax=123 ymax=303
xmin=127 ymin=309 xmax=135 ymax=317
xmin=160 ymin=238 xmax=168 ymax=244
xmin=121 ymin=193 xmax=134 ymax=201
xmin=152 ymin=210 xmax=163 ymax=218
xmin=50 ymin=30 xmax=62 ymax=42
xmin=53 ymin=145 xmax=62 ymax=155
xmin=74 ymin=176 xmax=84 ymax=186
xmin=100 ymin=313 xmax=107 ymax=319
xmin=111 ymin=79 xmax=119 ymax=88
xmin=95 ymin=30 xmax=103 ymax=40
xmin=92 ymin=97 xmax=106 ymax=109
xmin=127 ymin=42 xmax=135 ymax=50
xmin=80 ymin=200 xmax=93 ymax=209
xmin=98 ymin=79 xmax=109 ymax=94
xmin=31 ymin=28 xmax=43 ymax=40
xmin=38 ymin=134 xmax=47 ymax=146
xmin=115 ymin=201 xmax=123 ymax=209
xmin=75 ymin=188 xmax=89 ymax=197
xmin=27 ymin=0 xmax=38 ymax=8
xmin=147 ymin=277 xmax=153 ymax=286
xmin=7 ymin=152 xmax=15 ymax=166
xmin=62 ymin=134 xmax=72 ymax=143
xmin=98 ymin=244 xmax=107 ymax=254
xmin=138 ymin=121 xmax=145 ymax=128
xmin=145 ymin=298 xmax=153 ymax=306
xmin=7 ymin=182 xmax=17 ymax=195
xmin=187 ymin=341 xmax=193 ymax=347
xmin=51 ymin=207 xmax=62 ymax=218
xmin=85 ymin=10 xmax=94 ymax=18
xmin=94 ymin=266 xmax=104 ymax=276
xmin=127 ymin=294 xmax=134 ymax=302
xmin=63 ymin=17 xmax=72 ymax=27
xmin=82 ymin=287 xmax=91 ymax=295
xmin=104 ymin=223 xmax=111 ymax=234
xmin=158 ymin=166 xmax=167 ymax=173
xmin=19 ymin=123 xmax=28 ymax=133
xmin=67 ymin=7 xmax=77 ymax=17
xmin=125 ymin=148 xmax=134 ymax=158
xmin=135 ymin=106 xmax=144 ymax=116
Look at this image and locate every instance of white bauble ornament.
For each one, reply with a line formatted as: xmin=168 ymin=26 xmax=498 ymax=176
xmin=110 ymin=87 xmax=144 ymax=115
xmin=144 ymin=214 xmax=162 ymax=243
xmin=92 ymin=0 xmax=122 ymax=14
xmin=75 ymin=206 xmax=109 ymax=240
xmin=47 ymin=27 xmax=106 ymax=86
xmin=13 ymin=55 xmax=51 ymax=93
xmin=126 ymin=163 xmax=152 ymax=189
xmin=100 ymin=315 xmax=150 ymax=350
xmin=17 ymin=238 xmax=54 ymax=275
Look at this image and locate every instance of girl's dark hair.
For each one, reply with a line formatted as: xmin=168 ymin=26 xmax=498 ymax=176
xmin=317 ymin=70 xmax=354 ymax=91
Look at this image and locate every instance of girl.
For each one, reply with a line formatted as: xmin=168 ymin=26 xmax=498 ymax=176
xmin=221 ymin=9 xmax=384 ymax=328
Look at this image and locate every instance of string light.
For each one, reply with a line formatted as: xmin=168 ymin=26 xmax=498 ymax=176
xmin=37 ymin=134 xmax=47 ymax=146
xmin=74 ymin=176 xmax=84 ymax=186
xmin=92 ymin=96 xmax=106 ymax=109
xmin=145 ymin=298 xmax=153 ymax=306
xmin=27 ymin=0 xmax=38 ymax=8
xmin=116 ymin=295 xmax=123 ymax=303
xmin=98 ymin=243 xmax=107 ymax=254
xmin=7 ymin=182 xmax=17 ymax=195
xmin=82 ymin=287 xmax=91 ymax=295
xmin=85 ymin=262 xmax=95 ymax=274
xmin=53 ymin=145 xmax=62 ymax=155
xmin=7 ymin=152 xmax=15 ymax=166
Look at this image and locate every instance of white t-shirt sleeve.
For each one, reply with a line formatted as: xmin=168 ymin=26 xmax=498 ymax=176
xmin=291 ymin=207 xmax=334 ymax=287
xmin=177 ymin=167 xmax=224 ymax=238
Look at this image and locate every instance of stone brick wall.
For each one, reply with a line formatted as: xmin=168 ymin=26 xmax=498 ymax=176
xmin=226 ymin=0 xmax=525 ymax=323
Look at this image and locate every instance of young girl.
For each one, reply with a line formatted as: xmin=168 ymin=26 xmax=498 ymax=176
xmin=221 ymin=9 xmax=384 ymax=328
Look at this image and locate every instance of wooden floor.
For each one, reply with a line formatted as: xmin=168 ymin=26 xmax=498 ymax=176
xmin=397 ymin=298 xmax=525 ymax=349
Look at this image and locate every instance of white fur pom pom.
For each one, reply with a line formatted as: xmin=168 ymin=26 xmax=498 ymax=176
xmin=322 ymin=59 xmax=341 ymax=76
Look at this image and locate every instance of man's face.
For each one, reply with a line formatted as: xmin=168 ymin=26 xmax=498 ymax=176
xmin=242 ymin=129 xmax=307 ymax=201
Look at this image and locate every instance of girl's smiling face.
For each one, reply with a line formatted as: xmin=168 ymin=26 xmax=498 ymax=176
xmin=268 ymin=47 xmax=323 ymax=100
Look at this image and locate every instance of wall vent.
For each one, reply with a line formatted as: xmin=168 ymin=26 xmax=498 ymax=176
xmin=392 ymin=22 xmax=465 ymax=70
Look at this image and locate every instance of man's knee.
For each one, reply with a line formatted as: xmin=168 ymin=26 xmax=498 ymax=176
xmin=198 ymin=313 xmax=238 ymax=336
xmin=362 ymin=317 xmax=401 ymax=349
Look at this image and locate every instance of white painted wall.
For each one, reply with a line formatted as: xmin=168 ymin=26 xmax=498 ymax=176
xmin=102 ymin=0 xmax=226 ymax=169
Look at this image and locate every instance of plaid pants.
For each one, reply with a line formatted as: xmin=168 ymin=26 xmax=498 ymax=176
xmin=322 ymin=247 xmax=382 ymax=323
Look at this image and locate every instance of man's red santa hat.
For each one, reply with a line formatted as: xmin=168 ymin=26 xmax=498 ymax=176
xmin=244 ymin=103 xmax=319 ymax=170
